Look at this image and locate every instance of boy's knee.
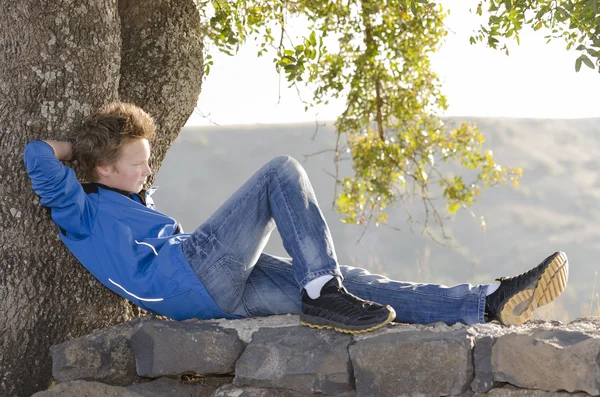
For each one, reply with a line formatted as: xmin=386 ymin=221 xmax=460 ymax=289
xmin=268 ymin=155 xmax=301 ymax=172
xmin=270 ymin=155 xmax=293 ymax=165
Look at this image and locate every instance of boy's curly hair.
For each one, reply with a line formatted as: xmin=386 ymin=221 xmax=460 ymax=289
xmin=74 ymin=102 xmax=156 ymax=181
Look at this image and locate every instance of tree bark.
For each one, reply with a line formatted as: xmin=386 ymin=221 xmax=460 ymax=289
xmin=118 ymin=0 xmax=204 ymax=179
xmin=0 ymin=1 xmax=203 ymax=395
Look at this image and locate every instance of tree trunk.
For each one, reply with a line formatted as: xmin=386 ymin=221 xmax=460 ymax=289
xmin=0 ymin=1 xmax=203 ymax=395
xmin=118 ymin=0 xmax=204 ymax=177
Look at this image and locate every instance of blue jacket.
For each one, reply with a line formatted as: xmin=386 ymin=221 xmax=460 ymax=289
xmin=23 ymin=140 xmax=234 ymax=321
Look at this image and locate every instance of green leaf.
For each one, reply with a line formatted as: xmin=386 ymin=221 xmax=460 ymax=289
xmin=587 ymin=49 xmax=600 ymax=58
xmin=576 ymin=57 xmax=583 ymax=72
xmin=448 ymin=202 xmax=460 ymax=213
xmin=554 ymin=7 xmax=568 ymax=22
xmin=581 ymin=54 xmax=595 ymax=69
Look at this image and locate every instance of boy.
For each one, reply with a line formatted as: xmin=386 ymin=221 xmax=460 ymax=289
xmin=24 ymin=102 xmax=569 ymax=333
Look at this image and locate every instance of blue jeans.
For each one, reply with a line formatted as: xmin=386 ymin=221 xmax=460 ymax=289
xmin=181 ymin=156 xmax=487 ymax=325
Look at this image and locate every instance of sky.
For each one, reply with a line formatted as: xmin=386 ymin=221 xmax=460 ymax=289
xmin=185 ymin=0 xmax=600 ymax=127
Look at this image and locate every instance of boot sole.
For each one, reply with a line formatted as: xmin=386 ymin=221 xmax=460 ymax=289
xmin=498 ymin=251 xmax=569 ymax=325
xmin=301 ymin=307 xmax=396 ymax=334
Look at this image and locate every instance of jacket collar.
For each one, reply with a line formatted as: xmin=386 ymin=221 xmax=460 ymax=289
xmin=83 ymin=182 xmax=148 ymax=206
xmin=95 ymin=183 xmax=132 ymax=196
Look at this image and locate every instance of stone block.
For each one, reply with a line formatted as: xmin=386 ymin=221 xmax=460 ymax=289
xmin=492 ymin=329 xmax=600 ymax=395
xmin=31 ymin=380 xmax=141 ymax=397
xmin=125 ymin=377 xmax=218 ymax=396
xmin=213 ymin=384 xmax=312 ymax=396
xmin=478 ymin=385 xmax=591 ymax=396
xmin=471 ymin=335 xmax=497 ymax=393
xmin=50 ymin=321 xmax=140 ymax=386
xmin=214 ymin=384 xmax=357 ymax=396
xmin=350 ymin=328 xmax=474 ymax=397
xmin=31 ymin=378 xmax=217 ymax=397
xmin=131 ymin=319 xmax=245 ymax=377
xmin=234 ymin=325 xmax=353 ymax=395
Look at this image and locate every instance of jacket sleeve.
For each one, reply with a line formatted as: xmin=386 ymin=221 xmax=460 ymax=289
xmin=23 ymin=140 xmax=95 ymax=239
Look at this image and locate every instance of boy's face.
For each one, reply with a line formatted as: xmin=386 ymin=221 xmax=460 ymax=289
xmin=96 ymin=138 xmax=152 ymax=194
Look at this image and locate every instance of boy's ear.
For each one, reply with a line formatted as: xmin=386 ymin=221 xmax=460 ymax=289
xmin=96 ymin=163 xmax=113 ymax=178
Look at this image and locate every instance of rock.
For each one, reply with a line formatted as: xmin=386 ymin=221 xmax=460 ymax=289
xmin=350 ymin=327 xmax=474 ymax=397
xmin=31 ymin=378 xmax=217 ymax=397
xmin=525 ymin=319 xmax=564 ymax=327
xmin=50 ymin=321 xmax=140 ymax=386
xmin=492 ymin=329 xmax=600 ymax=395
xmin=471 ymin=336 xmax=497 ymax=393
xmin=569 ymin=316 xmax=600 ymax=327
xmin=211 ymin=314 xmax=301 ymax=343
xmin=214 ymin=384 xmax=357 ymax=396
xmin=332 ymin=391 xmax=357 ymax=397
xmin=125 ymin=377 xmax=218 ymax=396
xmin=478 ymin=384 xmax=591 ymax=396
xmin=131 ymin=319 xmax=244 ymax=377
xmin=234 ymin=325 xmax=353 ymax=395
xmin=31 ymin=380 xmax=141 ymax=396
xmin=213 ymin=384 xmax=312 ymax=396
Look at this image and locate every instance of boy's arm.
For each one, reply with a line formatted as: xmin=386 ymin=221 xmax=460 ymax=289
xmin=23 ymin=140 xmax=95 ymax=239
xmin=42 ymin=139 xmax=74 ymax=162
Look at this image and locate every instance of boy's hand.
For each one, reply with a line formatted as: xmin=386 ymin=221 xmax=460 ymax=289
xmin=42 ymin=139 xmax=75 ymax=162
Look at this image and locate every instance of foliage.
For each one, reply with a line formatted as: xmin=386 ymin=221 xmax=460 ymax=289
xmin=193 ymin=0 xmax=599 ymax=238
xmin=472 ymin=0 xmax=600 ymax=72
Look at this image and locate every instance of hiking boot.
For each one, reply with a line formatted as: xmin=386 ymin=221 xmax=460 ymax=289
xmin=485 ymin=251 xmax=569 ymax=325
xmin=300 ymin=277 xmax=396 ymax=334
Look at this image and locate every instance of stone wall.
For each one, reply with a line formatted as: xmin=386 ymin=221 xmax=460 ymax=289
xmin=32 ymin=315 xmax=600 ymax=396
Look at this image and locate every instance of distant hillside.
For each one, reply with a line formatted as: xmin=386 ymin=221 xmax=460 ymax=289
xmin=153 ymin=117 xmax=600 ymax=323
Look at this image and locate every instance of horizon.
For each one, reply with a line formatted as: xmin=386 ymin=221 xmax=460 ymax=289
xmin=183 ymin=115 xmax=600 ymax=130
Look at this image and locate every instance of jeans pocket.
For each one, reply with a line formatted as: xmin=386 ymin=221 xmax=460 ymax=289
xmin=196 ymin=254 xmax=247 ymax=313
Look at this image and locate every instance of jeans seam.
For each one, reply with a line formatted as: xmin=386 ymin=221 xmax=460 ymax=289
xmin=477 ymin=285 xmax=487 ymax=323
xmin=343 ymin=279 xmax=483 ymax=300
xmin=241 ymin=283 xmax=263 ymax=317
xmin=197 ymin=255 xmax=246 ymax=313
xmin=257 ymin=261 xmax=294 ymax=273
xmin=195 ymin=252 xmax=222 ymax=279
xmin=271 ymin=170 xmax=303 ymax=261
xmin=299 ymin=269 xmax=343 ymax=288
xmin=219 ymin=255 xmax=245 ymax=296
